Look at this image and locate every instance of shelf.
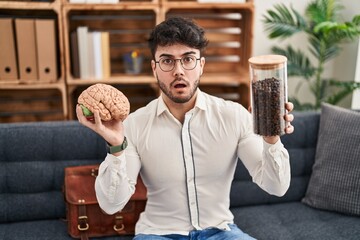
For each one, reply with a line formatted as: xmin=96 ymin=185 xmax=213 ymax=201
xmin=0 ymin=81 xmax=64 ymax=89
xmin=0 ymin=87 xmax=65 ymax=123
xmin=66 ymin=74 xmax=156 ymax=86
xmin=0 ymin=0 xmax=253 ymax=122
xmin=0 ymin=0 xmax=60 ymax=12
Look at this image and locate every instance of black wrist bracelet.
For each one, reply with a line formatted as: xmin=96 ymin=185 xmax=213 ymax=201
xmin=106 ymin=137 xmax=128 ymax=154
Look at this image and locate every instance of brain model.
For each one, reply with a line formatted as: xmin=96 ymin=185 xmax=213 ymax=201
xmin=78 ymin=83 xmax=130 ymax=121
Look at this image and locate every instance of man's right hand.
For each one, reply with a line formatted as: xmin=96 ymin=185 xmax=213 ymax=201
xmin=76 ymin=104 xmax=125 ymax=147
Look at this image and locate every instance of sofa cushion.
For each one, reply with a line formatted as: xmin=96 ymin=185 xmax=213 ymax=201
xmin=0 ymin=121 xmax=106 ymax=163
xmin=0 ymin=219 xmax=133 ymax=240
xmin=232 ymin=202 xmax=360 ymax=240
xmin=302 ymin=103 xmax=360 ymax=216
xmin=0 ymin=121 xmax=107 ymax=223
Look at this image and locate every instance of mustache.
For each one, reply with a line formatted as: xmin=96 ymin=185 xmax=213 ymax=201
xmin=171 ymin=77 xmax=188 ymax=86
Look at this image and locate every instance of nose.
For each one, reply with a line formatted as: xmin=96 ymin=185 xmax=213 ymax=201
xmin=173 ymin=59 xmax=184 ymax=75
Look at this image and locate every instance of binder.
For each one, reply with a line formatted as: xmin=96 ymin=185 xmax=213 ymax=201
xmin=0 ymin=18 xmax=18 ymax=80
xmin=15 ymin=19 xmax=38 ymax=81
xmin=35 ymin=19 xmax=58 ymax=82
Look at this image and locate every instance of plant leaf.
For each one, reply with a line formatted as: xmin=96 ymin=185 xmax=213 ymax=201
xmin=263 ymin=3 xmax=307 ymax=39
xmin=271 ymin=46 xmax=315 ymax=79
xmin=325 ymin=80 xmax=360 ymax=104
xmin=308 ymin=35 xmax=340 ymax=62
xmin=306 ymin=0 xmax=343 ymax=24
xmin=353 ymin=15 xmax=360 ymax=25
xmin=314 ymin=18 xmax=360 ymax=41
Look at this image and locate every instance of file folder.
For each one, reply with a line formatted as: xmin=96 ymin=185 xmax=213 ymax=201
xmin=35 ymin=19 xmax=58 ymax=82
xmin=0 ymin=18 xmax=18 ymax=80
xmin=15 ymin=19 xmax=38 ymax=81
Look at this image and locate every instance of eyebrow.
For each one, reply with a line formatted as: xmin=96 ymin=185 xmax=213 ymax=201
xmin=159 ymin=51 xmax=197 ymax=58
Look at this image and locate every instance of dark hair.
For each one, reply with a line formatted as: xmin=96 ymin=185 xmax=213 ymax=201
xmin=148 ymin=17 xmax=209 ymax=58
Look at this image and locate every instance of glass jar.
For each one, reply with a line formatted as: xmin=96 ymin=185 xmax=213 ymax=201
xmin=248 ymin=55 xmax=288 ymax=136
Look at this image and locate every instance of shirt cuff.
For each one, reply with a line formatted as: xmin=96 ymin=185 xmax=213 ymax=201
xmin=98 ymin=153 xmax=127 ymax=183
xmin=97 ymin=153 xmax=128 ymax=202
xmin=263 ymin=138 xmax=288 ymax=179
xmin=263 ymin=138 xmax=285 ymax=156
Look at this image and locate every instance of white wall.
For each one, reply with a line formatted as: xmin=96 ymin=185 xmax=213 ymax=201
xmin=252 ymin=0 xmax=360 ymax=108
xmin=351 ymin=38 xmax=360 ymax=109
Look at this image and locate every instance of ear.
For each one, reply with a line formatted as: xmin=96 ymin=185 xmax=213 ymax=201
xmin=151 ymin=60 xmax=156 ymax=71
xmin=200 ymin=57 xmax=205 ymax=75
xmin=151 ymin=60 xmax=157 ymax=78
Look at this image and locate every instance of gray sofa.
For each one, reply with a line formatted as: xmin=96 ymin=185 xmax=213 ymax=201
xmin=1 ymin=108 xmax=359 ymax=240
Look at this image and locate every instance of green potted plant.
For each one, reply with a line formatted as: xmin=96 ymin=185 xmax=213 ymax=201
xmin=263 ymin=0 xmax=360 ymax=110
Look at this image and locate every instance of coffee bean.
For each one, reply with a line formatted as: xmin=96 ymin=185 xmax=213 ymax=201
xmin=251 ymin=77 xmax=286 ymax=136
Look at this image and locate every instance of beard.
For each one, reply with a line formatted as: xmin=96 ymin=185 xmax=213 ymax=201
xmin=157 ymin=75 xmax=200 ymax=104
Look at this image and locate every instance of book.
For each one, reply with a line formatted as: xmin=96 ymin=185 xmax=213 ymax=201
xmin=92 ymin=31 xmax=103 ymax=80
xmin=77 ymin=26 xmax=89 ymax=79
xmin=101 ymin=31 xmax=111 ymax=79
xmin=70 ymin=31 xmax=80 ymax=78
xmin=87 ymin=31 xmax=95 ymax=79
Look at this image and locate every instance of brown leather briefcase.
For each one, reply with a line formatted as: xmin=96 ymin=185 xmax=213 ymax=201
xmin=64 ymin=164 xmax=147 ymax=240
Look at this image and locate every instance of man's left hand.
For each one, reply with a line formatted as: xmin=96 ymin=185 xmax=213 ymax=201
xmin=263 ymin=102 xmax=294 ymax=144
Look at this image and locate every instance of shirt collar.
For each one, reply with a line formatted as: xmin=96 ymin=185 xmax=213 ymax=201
xmin=156 ymin=89 xmax=207 ymax=116
xmin=194 ymin=89 xmax=207 ymax=111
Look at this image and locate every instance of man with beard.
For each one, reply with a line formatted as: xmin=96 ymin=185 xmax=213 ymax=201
xmin=76 ymin=17 xmax=295 ymax=240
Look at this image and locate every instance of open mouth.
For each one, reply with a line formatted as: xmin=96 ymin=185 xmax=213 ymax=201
xmin=174 ymin=83 xmax=187 ymax=88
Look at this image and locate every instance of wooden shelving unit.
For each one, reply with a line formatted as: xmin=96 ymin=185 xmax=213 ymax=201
xmin=0 ymin=0 xmax=253 ymax=122
xmin=0 ymin=0 xmax=67 ymax=122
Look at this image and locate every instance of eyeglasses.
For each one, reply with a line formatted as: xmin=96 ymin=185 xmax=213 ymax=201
xmin=155 ymin=56 xmax=201 ymax=72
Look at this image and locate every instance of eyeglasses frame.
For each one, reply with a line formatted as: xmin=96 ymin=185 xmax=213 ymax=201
xmin=154 ymin=56 xmax=202 ymax=72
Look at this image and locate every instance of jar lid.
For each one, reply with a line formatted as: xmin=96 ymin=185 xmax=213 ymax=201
xmin=248 ymin=55 xmax=287 ymax=69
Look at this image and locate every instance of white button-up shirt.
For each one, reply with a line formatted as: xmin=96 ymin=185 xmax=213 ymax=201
xmin=95 ymin=89 xmax=291 ymax=235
